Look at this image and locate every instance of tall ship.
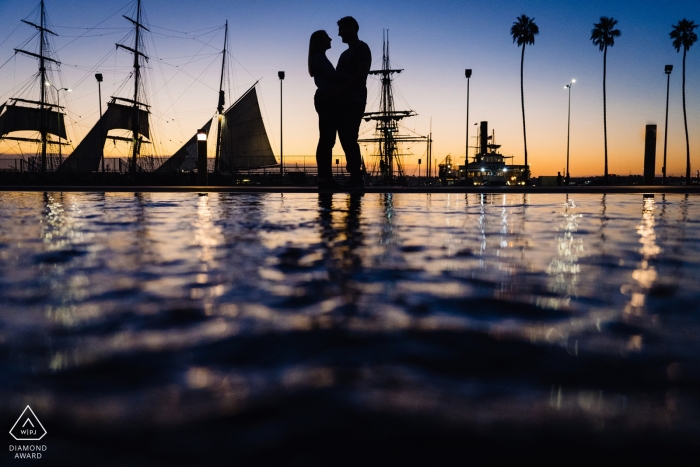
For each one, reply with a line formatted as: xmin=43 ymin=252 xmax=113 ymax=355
xmin=438 ymin=121 xmax=528 ymax=186
xmin=0 ymin=0 xmax=68 ymax=172
xmin=1 ymin=0 xmax=277 ymax=176
xmin=359 ymin=31 xmax=430 ymax=186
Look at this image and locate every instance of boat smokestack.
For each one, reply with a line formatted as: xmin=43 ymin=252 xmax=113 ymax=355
xmin=643 ymin=124 xmax=657 ymax=185
xmin=479 ymin=121 xmax=488 ymax=161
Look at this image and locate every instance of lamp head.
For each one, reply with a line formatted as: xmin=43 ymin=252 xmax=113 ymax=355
xmin=197 ymin=129 xmax=207 ymax=141
xmin=278 ymin=71 xmax=285 ymax=80
xmin=465 ymin=69 xmax=472 ymax=78
xmin=95 ymin=73 xmax=103 ymax=82
xmin=665 ymin=64 xmax=673 ymax=74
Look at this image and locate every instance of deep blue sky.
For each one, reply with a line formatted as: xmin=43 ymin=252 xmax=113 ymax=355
xmin=1 ymin=0 xmax=699 ymax=175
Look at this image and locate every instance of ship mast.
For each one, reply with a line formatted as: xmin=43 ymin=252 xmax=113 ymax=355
xmin=18 ymin=1 xmax=52 ymax=171
xmin=10 ymin=0 xmax=62 ymax=172
xmin=360 ymin=31 xmax=424 ymax=185
xmin=39 ymin=1 xmax=47 ymax=172
xmin=214 ymin=20 xmax=228 ymax=174
xmin=117 ymin=0 xmax=149 ymax=173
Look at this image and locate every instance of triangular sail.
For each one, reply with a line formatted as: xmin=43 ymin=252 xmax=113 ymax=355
xmin=155 ymin=119 xmax=212 ymax=173
xmin=58 ymin=102 xmax=149 ymax=172
xmin=219 ymin=85 xmax=277 ymax=171
xmin=0 ymin=103 xmax=67 ymax=140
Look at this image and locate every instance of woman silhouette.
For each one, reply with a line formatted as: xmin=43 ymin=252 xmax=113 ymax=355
xmin=308 ymin=30 xmax=346 ymax=189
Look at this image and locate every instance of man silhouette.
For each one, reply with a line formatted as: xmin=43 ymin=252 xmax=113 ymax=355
xmin=336 ymin=16 xmax=371 ymax=188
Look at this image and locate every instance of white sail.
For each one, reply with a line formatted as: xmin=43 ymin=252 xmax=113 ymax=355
xmin=58 ymin=102 xmax=149 ymax=173
xmin=219 ymin=85 xmax=277 ymax=171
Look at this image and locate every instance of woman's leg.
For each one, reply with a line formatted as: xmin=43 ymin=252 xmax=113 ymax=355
xmin=315 ymin=98 xmax=335 ymax=181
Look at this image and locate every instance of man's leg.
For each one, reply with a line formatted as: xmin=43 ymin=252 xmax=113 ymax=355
xmin=337 ymin=102 xmax=365 ymax=176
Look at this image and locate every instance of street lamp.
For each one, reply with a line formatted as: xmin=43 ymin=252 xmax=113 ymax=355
xmin=465 ymin=69 xmax=472 ymax=167
xmin=95 ymin=73 xmax=104 ymax=172
xmin=278 ymin=71 xmax=285 ymax=183
xmin=663 ymin=64 xmax=673 ymax=185
xmin=564 ymin=79 xmax=575 ymax=184
xmin=45 ymin=81 xmax=71 ymax=164
xmin=197 ymin=128 xmax=208 ymax=186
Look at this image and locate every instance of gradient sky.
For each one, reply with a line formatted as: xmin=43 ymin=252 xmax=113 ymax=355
xmin=1 ymin=0 xmax=699 ymax=176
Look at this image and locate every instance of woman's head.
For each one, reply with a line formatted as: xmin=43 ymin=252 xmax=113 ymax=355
xmin=308 ymin=30 xmax=331 ymax=76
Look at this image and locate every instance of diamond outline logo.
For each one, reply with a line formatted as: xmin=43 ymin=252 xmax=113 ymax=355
xmin=9 ymin=406 xmax=47 ymax=441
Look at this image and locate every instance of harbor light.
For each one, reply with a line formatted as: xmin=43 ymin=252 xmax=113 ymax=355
xmin=197 ymin=127 xmax=207 ymax=185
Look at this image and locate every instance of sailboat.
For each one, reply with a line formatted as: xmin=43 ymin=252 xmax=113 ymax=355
xmin=2 ymin=0 xmax=277 ymax=178
xmin=0 ymin=0 xmax=68 ymax=172
xmin=359 ymin=31 xmax=428 ymax=185
xmin=156 ymin=21 xmax=277 ymax=174
xmin=59 ymin=0 xmax=151 ymax=173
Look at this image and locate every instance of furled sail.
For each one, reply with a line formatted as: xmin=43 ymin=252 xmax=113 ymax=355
xmin=219 ymin=85 xmax=277 ymax=171
xmin=155 ymin=119 xmax=212 ymax=173
xmin=58 ymin=102 xmax=149 ymax=172
xmin=0 ymin=102 xmax=67 ymax=140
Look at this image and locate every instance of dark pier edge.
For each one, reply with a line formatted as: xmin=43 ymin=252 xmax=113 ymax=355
xmin=2 ymin=185 xmax=700 ymax=194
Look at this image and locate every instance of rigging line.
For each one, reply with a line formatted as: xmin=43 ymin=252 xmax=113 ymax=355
xmin=153 ymin=53 xmax=220 ymax=66
xmin=22 ymin=3 xmax=41 ymax=22
xmin=150 ymin=31 xmax=222 ymax=40
xmin=0 ymin=23 xmax=22 ymax=48
xmin=155 ymin=25 xmax=225 ymax=53
xmin=151 ymin=42 xmax=187 ymax=143
xmin=230 ymin=55 xmax=259 ymax=84
xmin=55 ymin=1 xmax=135 ymax=53
xmin=0 ymin=54 xmax=17 ymax=72
xmin=158 ymin=52 xmax=220 ymax=115
xmin=152 ymin=27 xmax=223 ymax=109
xmin=52 ymin=26 xmax=127 ymax=30
xmin=0 ymin=74 xmax=38 ymax=102
xmin=150 ymin=24 xmax=222 ymax=35
xmin=152 ymin=52 xmax=218 ymax=61
xmin=70 ymin=49 xmax=117 ymax=90
xmin=58 ymin=32 xmax=126 ymax=38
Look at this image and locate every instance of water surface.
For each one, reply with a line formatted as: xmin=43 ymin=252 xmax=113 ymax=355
xmin=1 ymin=192 xmax=699 ymax=464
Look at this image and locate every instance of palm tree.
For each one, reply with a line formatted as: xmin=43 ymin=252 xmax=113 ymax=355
xmin=590 ymin=17 xmax=621 ymax=183
xmin=671 ymin=19 xmax=698 ymax=184
xmin=510 ymin=15 xmax=539 ymax=178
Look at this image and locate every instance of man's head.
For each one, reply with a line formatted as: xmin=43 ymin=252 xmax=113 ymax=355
xmin=337 ymin=16 xmax=359 ymax=44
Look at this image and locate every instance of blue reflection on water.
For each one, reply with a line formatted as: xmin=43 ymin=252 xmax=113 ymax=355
xmin=1 ymin=192 xmax=699 ymax=459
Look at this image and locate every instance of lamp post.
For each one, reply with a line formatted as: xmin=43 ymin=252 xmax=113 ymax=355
xmin=663 ymin=65 xmax=673 ymax=185
xmin=45 ymin=81 xmax=71 ymax=166
xmin=95 ymin=73 xmax=104 ymax=172
xmin=465 ymin=69 xmax=471 ymax=168
xmin=564 ymin=79 xmax=575 ymax=185
xmin=197 ymin=128 xmax=207 ymax=186
xmin=278 ymin=71 xmax=285 ymax=184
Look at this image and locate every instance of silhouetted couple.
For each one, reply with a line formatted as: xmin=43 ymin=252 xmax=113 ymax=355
xmin=308 ymin=16 xmax=371 ymax=190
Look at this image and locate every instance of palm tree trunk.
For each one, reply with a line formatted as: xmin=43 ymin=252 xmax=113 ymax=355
xmin=683 ymin=48 xmax=690 ymax=184
xmin=520 ymin=44 xmax=528 ymax=176
xmin=603 ymin=44 xmax=608 ymax=183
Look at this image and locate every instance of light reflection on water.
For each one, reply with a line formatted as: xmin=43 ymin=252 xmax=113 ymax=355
xmin=1 ymin=191 xmax=700 ymax=457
